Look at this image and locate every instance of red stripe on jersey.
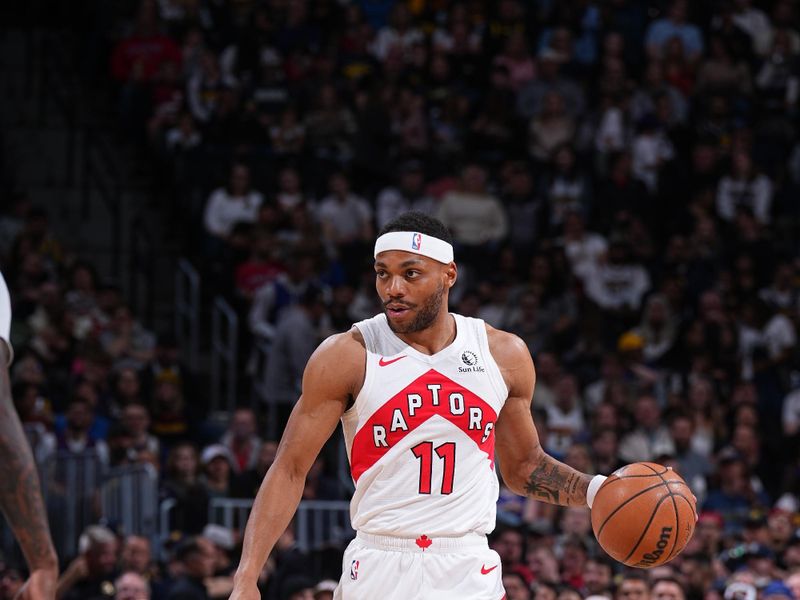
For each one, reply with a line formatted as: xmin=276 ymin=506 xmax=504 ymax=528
xmin=350 ymin=369 xmax=498 ymax=482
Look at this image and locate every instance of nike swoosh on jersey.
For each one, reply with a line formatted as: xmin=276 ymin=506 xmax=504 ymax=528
xmin=378 ymin=355 xmax=407 ymax=366
xmin=480 ymin=565 xmax=498 ymax=575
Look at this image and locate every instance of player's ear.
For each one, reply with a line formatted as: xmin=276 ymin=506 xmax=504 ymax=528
xmin=444 ymin=262 xmax=457 ymax=288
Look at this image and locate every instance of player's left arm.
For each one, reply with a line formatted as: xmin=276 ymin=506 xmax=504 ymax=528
xmin=0 ymin=272 xmax=58 ymax=598
xmin=489 ymin=327 xmax=603 ymax=507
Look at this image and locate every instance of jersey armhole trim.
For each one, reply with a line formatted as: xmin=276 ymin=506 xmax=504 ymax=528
xmin=475 ymin=319 xmax=510 ymax=403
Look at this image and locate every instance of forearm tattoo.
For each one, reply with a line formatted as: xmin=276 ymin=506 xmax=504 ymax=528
xmin=0 ymin=351 xmax=56 ymax=569
xmin=524 ymin=453 xmax=591 ymax=506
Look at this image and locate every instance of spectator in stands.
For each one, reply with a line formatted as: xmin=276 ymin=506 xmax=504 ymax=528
xmin=631 ymin=294 xmax=678 ymax=365
xmin=305 ymin=84 xmax=357 ymax=169
xmin=582 ymin=557 xmax=614 ymax=598
xmin=315 ymin=171 xmax=373 ymax=278
xmin=112 ymin=367 xmax=144 ymax=411
xmin=503 ymin=571 xmax=532 ymax=600
xmin=56 ymin=396 xmax=110 ymax=465
xmin=375 ymin=160 xmax=435 ymax=229
xmin=517 ymin=47 xmax=585 ymax=121
xmin=114 ymin=571 xmax=150 ymax=600
xmin=583 ymin=240 xmax=651 ymax=328
xmin=100 ymin=305 xmax=157 ymax=371
xmin=220 ymin=407 xmax=261 ymax=472
xmin=119 ymin=535 xmax=154 ymax=581
xmin=199 ymin=443 xmax=237 ymax=499
xmin=111 ymin=1 xmax=181 ymax=85
xmin=161 ymin=443 xmax=208 ymax=535
xmin=263 ymin=284 xmax=330 ymax=415
xmin=645 ymin=0 xmax=704 ymax=63
xmin=58 ymin=525 xmax=120 ymax=600
xmin=370 ymin=3 xmax=422 ymax=63
xmin=234 ymin=229 xmax=284 ymax=305
xmin=280 ymin=575 xmax=315 ymax=600
xmin=631 ymin=115 xmax=675 ymax=194
xmin=668 ymin=413 xmax=711 ymax=498
xmin=501 ymin=161 xmax=545 ymax=255
xmin=619 ymin=396 xmax=674 ymax=464
xmin=203 ymin=163 xmax=263 ymax=248
xmin=313 ymin=580 xmax=337 ymax=600
xmin=528 ymin=93 xmax=576 ymax=163
xmin=150 ymin=379 xmax=190 ymax=449
xmin=166 ymin=537 xmax=215 ymax=600
xmin=0 ymin=565 xmax=26 ymax=600
xmin=545 ymin=375 xmax=585 ymax=457
xmin=438 ymin=163 xmax=508 ymax=276
xmin=527 ymin=546 xmax=560 ymax=586
xmin=651 ymin=578 xmax=685 ymax=600
xmin=561 ymin=210 xmax=608 ymax=282
xmin=248 ymin=250 xmax=324 ymax=343
xmin=120 ymin=402 xmax=160 ymax=464
xmin=716 ymin=150 xmax=773 ymax=224
xmin=234 ymin=439 xmax=277 ymax=499
xmin=201 ymin=525 xmax=236 ymax=598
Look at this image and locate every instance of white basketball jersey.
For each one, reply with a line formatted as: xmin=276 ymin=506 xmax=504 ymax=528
xmin=342 ymin=313 xmax=508 ymax=538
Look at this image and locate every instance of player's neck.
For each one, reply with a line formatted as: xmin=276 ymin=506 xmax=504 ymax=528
xmin=394 ymin=312 xmax=457 ymax=356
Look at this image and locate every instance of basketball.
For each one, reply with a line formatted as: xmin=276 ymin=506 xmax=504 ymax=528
xmin=590 ymin=462 xmax=697 ymax=568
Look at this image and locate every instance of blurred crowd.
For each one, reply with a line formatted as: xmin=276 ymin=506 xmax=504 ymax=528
xmin=2 ymin=0 xmax=800 ymax=597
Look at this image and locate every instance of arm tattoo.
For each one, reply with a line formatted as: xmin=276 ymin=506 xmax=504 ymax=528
xmin=524 ymin=453 xmax=591 ymax=506
xmin=0 ymin=346 xmax=57 ymax=570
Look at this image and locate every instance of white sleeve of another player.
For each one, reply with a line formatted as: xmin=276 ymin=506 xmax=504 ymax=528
xmin=0 ymin=271 xmax=13 ymax=365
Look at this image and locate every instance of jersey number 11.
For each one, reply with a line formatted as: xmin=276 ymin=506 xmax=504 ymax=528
xmin=411 ymin=441 xmax=456 ymax=494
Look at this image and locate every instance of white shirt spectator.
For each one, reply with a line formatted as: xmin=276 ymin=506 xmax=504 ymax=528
xmin=563 ymin=233 xmax=608 ymax=281
xmin=584 ymin=263 xmax=651 ymax=311
xmin=594 ymin=107 xmax=628 ymax=154
xmin=315 ymin=194 xmax=373 ymax=244
xmin=437 ymin=191 xmax=508 ymax=246
xmin=546 ymin=403 xmax=585 ymax=456
xmin=371 ymin=27 xmax=424 ymax=62
xmin=204 ymin=188 xmax=263 ymax=239
xmin=783 ymin=387 xmax=800 ymax=437
xmin=763 ymin=313 xmax=797 ymax=360
xmin=632 ymin=131 xmax=675 ymax=193
xmin=618 ymin=426 xmax=675 ymax=463
xmin=716 ymin=174 xmax=773 ymax=224
xmin=375 ymin=187 xmax=437 ymax=229
xmin=732 ymin=6 xmax=773 ymax=55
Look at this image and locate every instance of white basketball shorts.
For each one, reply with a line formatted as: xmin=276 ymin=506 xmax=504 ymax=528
xmin=333 ymin=531 xmax=506 ymax=600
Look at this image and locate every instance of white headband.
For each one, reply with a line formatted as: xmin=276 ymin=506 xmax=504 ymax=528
xmin=374 ymin=231 xmax=454 ymax=264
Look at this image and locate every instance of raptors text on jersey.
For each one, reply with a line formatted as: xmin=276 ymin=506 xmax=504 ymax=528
xmin=341 ymin=313 xmax=508 ymax=538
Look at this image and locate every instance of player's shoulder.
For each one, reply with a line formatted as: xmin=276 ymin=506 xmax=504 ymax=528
xmin=484 ymin=323 xmax=532 ymax=370
xmin=304 ymin=327 xmax=366 ymax=393
xmin=312 ymin=327 xmax=366 ymax=362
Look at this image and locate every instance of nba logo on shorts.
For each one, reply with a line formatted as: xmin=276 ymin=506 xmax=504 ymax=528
xmin=350 ymin=560 xmax=359 ymax=580
xmin=411 ymin=233 xmax=422 ymax=250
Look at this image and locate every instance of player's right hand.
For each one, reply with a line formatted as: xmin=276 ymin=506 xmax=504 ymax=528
xmin=229 ymin=582 xmax=261 ymax=600
xmin=14 ymin=567 xmax=58 ymax=600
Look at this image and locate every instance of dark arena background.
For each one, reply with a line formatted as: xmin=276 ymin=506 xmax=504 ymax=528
xmin=1 ymin=0 xmax=800 ymax=599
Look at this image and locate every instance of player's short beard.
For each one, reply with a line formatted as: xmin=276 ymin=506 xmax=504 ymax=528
xmin=385 ymin=282 xmax=445 ymax=334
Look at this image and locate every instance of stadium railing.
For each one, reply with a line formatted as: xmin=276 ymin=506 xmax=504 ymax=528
xmin=210 ymin=296 xmax=238 ymax=415
xmin=175 ymin=258 xmax=201 ymax=371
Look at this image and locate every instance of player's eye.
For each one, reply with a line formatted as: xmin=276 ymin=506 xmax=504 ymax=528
xmin=375 ymin=270 xmax=387 ymax=278
xmin=406 ymin=270 xmax=420 ymax=278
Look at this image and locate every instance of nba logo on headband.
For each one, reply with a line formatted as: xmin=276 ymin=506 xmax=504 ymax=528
xmin=411 ymin=233 xmax=422 ymax=250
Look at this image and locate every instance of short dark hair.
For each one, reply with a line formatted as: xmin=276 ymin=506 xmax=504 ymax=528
xmin=174 ymin=536 xmax=204 ymax=562
xmin=378 ymin=211 xmax=453 ymax=245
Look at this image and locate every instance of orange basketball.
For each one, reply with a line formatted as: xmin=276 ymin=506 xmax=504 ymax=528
xmin=590 ymin=462 xmax=697 ymax=568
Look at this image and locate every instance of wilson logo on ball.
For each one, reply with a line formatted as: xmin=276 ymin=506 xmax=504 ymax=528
xmin=635 ymin=527 xmax=673 ymax=567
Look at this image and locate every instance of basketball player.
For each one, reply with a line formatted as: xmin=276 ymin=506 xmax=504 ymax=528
xmin=0 ymin=271 xmax=58 ymax=599
xmin=231 ymin=213 xmax=608 ymax=600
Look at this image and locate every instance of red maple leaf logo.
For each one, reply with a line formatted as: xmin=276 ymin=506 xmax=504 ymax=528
xmin=415 ymin=535 xmax=432 ymax=550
